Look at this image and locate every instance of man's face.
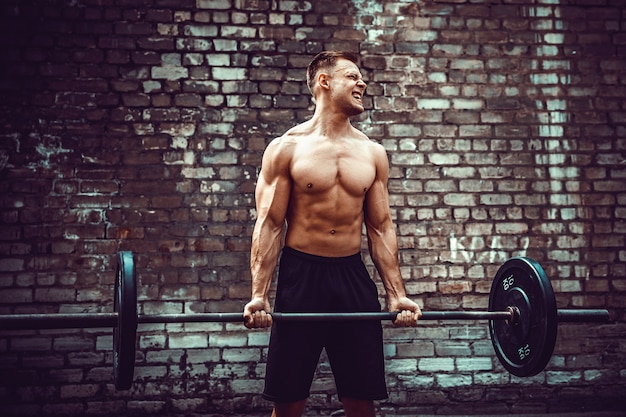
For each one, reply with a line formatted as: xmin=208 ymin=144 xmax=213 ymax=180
xmin=328 ymin=58 xmax=367 ymax=116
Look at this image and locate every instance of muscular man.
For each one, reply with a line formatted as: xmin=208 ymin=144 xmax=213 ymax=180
xmin=243 ymin=51 xmax=422 ymax=417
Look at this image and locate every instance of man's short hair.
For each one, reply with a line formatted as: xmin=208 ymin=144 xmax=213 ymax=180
xmin=306 ymin=51 xmax=359 ymax=95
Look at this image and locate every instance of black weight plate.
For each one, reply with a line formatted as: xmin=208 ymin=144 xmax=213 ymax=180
xmin=489 ymin=257 xmax=557 ymax=377
xmin=113 ymin=251 xmax=137 ymax=390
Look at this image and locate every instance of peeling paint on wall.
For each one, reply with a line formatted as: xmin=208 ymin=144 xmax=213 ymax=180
xmin=351 ymin=0 xmax=384 ymax=43
xmin=31 ymin=137 xmax=72 ymax=171
xmin=352 ymin=0 xmax=383 ymax=16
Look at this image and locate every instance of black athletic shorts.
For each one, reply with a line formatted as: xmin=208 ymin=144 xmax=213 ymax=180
xmin=262 ymin=247 xmax=388 ymax=403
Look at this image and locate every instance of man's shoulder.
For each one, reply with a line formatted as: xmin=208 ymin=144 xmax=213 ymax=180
xmin=351 ymin=128 xmax=385 ymax=153
xmin=282 ymin=120 xmax=314 ymax=138
xmin=263 ymin=134 xmax=298 ymax=165
xmin=268 ymin=128 xmax=302 ymax=147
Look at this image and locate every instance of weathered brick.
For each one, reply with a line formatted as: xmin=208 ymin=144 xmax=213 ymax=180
xmin=222 ymin=347 xmax=261 ymax=362
xmin=197 ymin=0 xmax=231 ymax=9
xmin=168 ymin=333 xmax=208 ymax=349
xmin=437 ymin=374 xmax=473 ymax=388
xmin=0 ymin=288 xmax=32 ymax=303
xmin=127 ymin=401 xmax=166 ymax=414
xmin=387 ymin=358 xmax=418 ymax=373
xmin=10 ymin=337 xmax=52 ymax=351
xmin=456 ymin=357 xmax=493 ymax=372
xmin=171 ymin=398 xmax=205 ymax=413
xmin=0 ymin=258 xmax=25 ymax=272
xmin=419 ymin=357 xmax=455 ymax=372
xmin=152 ymin=66 xmax=188 ymax=80
xmin=35 ymin=288 xmax=76 ymax=302
xmin=208 ymin=333 xmax=247 ymax=348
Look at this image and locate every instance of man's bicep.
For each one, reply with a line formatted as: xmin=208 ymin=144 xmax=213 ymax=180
xmin=364 ymin=179 xmax=392 ymax=232
xmin=365 ymin=145 xmax=393 ymax=230
xmin=255 ymin=141 xmax=292 ymax=227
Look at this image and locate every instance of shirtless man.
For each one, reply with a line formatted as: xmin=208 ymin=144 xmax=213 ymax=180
xmin=243 ymin=51 xmax=422 ymax=417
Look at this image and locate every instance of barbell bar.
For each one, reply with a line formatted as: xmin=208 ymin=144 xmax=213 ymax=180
xmin=0 ymin=309 xmax=608 ymax=330
xmin=0 ymin=251 xmax=610 ymax=390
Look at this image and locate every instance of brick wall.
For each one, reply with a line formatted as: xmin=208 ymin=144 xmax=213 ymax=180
xmin=0 ymin=0 xmax=625 ymax=415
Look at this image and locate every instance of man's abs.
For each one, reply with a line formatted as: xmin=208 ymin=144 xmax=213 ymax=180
xmin=284 ymin=217 xmax=364 ymax=257
xmin=283 ymin=178 xmax=368 ymax=257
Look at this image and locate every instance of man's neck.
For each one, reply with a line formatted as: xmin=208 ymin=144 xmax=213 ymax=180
xmin=308 ymin=103 xmax=356 ymax=138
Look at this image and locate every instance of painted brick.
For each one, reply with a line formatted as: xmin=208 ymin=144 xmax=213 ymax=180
xmin=222 ymin=347 xmax=262 ymax=362
xmin=456 ymin=357 xmax=493 ymax=372
xmin=434 ymin=341 xmax=471 ymax=356
xmin=387 ymin=358 xmax=418 ymax=373
xmin=419 ymin=357 xmax=455 ymax=372
xmin=197 ymin=0 xmax=231 ymax=10
xmin=437 ymin=373 xmax=473 ymax=388
xmin=168 ymin=334 xmax=208 ymax=349
xmin=208 ymin=333 xmax=247 ymax=348
xmin=396 ymin=341 xmax=434 ymax=358
xmin=418 ymin=98 xmax=450 ymax=109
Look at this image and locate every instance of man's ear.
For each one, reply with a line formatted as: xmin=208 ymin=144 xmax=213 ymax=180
xmin=317 ymin=73 xmax=330 ymax=90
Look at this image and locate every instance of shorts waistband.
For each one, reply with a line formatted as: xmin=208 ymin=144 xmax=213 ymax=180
xmin=282 ymin=247 xmax=362 ymax=264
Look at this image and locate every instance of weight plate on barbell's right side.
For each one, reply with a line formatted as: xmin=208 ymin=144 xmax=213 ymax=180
xmin=113 ymin=251 xmax=137 ymax=390
xmin=489 ymin=257 xmax=558 ymax=377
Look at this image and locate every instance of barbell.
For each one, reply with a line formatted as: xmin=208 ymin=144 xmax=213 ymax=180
xmin=0 ymin=251 xmax=610 ymax=390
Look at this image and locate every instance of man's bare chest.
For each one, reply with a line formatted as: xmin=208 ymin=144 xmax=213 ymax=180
xmin=289 ymin=144 xmax=376 ymax=197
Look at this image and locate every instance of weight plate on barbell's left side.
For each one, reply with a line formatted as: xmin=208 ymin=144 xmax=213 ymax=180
xmin=489 ymin=257 xmax=558 ymax=377
xmin=113 ymin=251 xmax=137 ymax=390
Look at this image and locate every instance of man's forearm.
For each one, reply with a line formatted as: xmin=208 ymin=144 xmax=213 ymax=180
xmin=250 ymin=221 xmax=283 ymax=300
xmin=367 ymin=224 xmax=408 ymax=302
